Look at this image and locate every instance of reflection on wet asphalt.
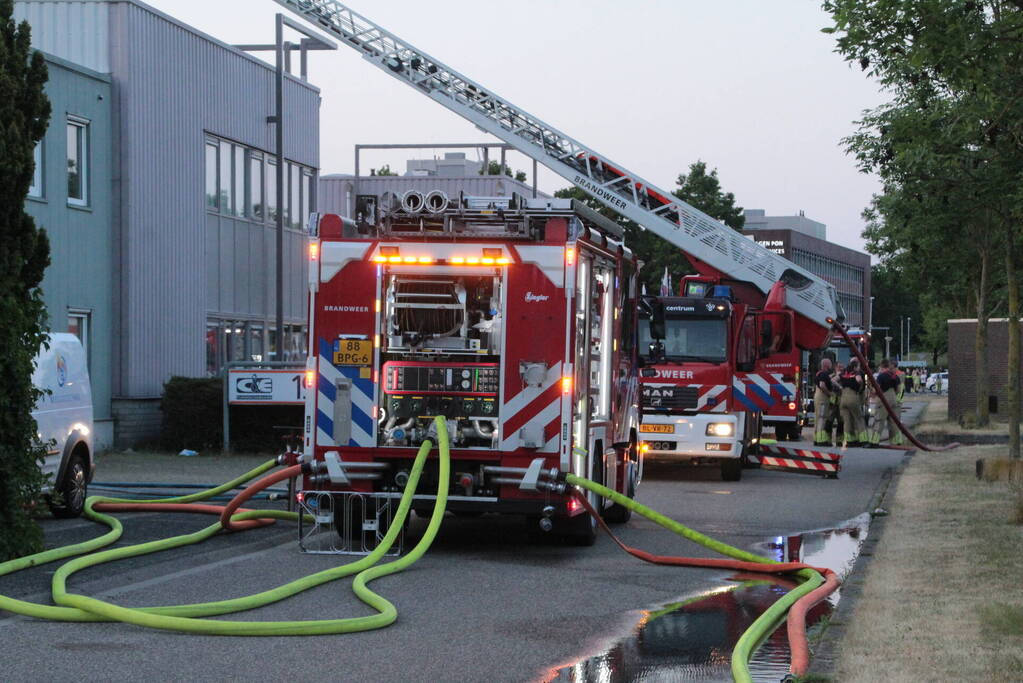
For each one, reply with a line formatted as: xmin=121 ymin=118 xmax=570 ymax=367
xmin=543 ymin=514 xmax=870 ymax=682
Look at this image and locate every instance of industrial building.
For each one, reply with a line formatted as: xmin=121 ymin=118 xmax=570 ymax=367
xmin=319 ymin=149 xmax=545 ymax=219
xmin=17 ymin=0 xmax=321 ymax=447
xmin=23 ymin=53 xmax=115 ymax=448
xmin=742 ymin=209 xmax=871 ymax=327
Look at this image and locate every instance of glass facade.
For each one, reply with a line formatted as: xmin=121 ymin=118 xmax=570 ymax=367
xmin=205 ymin=319 xmax=307 ymax=376
xmin=205 ymin=134 xmax=314 ymax=227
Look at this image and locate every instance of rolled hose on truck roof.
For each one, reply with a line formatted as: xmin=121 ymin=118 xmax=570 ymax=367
xmin=2 ymin=415 xmax=829 ymax=681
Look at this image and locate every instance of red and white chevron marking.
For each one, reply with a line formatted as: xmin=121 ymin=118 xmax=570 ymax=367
xmin=751 ymin=454 xmax=840 ymax=473
xmin=760 ymin=444 xmax=842 ymax=463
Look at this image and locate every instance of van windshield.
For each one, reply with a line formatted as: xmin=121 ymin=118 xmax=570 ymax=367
xmin=640 ymin=317 xmax=727 ymax=363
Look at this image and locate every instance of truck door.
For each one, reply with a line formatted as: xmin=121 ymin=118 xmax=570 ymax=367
xmin=571 ymin=253 xmax=591 ymax=478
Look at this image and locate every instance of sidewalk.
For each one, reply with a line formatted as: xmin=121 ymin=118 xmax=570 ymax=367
xmin=809 ymin=399 xmax=1023 ymax=681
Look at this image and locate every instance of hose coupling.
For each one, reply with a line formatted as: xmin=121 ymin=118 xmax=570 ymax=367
xmin=277 ymin=451 xmax=301 ymax=467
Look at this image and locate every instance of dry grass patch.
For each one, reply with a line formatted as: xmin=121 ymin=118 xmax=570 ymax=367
xmin=831 ymin=443 xmax=1023 ymax=682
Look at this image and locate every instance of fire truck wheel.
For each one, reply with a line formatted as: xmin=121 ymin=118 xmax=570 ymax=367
xmin=721 ymin=458 xmax=743 ymax=482
xmin=602 ymin=466 xmax=635 ymax=524
xmin=559 ymin=509 xmax=597 ymax=546
xmin=774 ymin=425 xmax=790 ymax=442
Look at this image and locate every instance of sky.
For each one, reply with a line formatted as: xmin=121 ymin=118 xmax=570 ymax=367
xmin=147 ymin=0 xmax=888 ymax=252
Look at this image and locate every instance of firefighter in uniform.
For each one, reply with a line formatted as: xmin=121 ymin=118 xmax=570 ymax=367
xmin=870 ymin=360 xmax=904 ymax=446
xmin=826 ymin=362 xmax=844 ymax=446
xmin=838 ymin=359 xmax=867 ymax=447
xmin=813 ymin=358 xmax=835 ymax=446
xmin=892 ymin=360 xmax=906 ymax=415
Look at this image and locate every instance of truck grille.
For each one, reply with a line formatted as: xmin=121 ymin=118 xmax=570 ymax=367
xmin=642 ymin=385 xmax=699 ymax=411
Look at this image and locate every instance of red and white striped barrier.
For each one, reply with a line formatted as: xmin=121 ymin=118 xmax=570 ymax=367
xmin=750 ymin=444 xmax=842 ymax=477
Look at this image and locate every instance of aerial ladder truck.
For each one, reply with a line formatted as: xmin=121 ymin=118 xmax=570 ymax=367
xmin=277 ymin=0 xmax=843 ymax=519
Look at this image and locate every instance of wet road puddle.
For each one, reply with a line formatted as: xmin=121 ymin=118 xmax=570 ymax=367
xmin=543 ymin=513 xmax=870 ymax=682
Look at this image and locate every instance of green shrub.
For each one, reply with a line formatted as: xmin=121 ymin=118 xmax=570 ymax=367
xmin=0 ymin=3 xmax=52 ymax=562
xmin=160 ymin=376 xmax=303 ymax=453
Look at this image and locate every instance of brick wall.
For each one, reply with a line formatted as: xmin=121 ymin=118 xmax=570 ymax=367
xmin=111 ymin=398 xmax=162 ymax=448
xmin=948 ymin=319 xmax=1023 ymax=421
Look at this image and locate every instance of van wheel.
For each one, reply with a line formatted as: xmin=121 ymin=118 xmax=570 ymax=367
xmin=721 ymin=458 xmax=742 ymax=482
xmin=50 ymin=453 xmax=87 ymax=518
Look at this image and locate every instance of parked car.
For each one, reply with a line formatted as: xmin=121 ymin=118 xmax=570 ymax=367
xmin=925 ymin=371 xmax=949 ymax=395
xmin=31 ymin=333 xmax=95 ymax=517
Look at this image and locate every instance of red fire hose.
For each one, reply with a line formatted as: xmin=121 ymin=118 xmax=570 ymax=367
xmin=571 ymin=490 xmax=839 ymax=676
xmin=220 ymin=464 xmax=303 ymax=531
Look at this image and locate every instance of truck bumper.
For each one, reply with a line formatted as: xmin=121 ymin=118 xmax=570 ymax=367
xmin=639 ymin=413 xmax=740 ymax=461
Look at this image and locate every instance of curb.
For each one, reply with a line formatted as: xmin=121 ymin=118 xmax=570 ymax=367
xmin=802 ymin=448 xmax=913 ymax=679
xmin=803 ymin=399 xmax=928 ymax=680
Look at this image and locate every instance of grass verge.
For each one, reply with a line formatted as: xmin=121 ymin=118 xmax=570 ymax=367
xmin=829 ymin=399 xmax=1023 ymax=681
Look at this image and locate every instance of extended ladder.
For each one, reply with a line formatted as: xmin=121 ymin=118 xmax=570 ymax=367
xmin=276 ymin=0 xmax=841 ymax=329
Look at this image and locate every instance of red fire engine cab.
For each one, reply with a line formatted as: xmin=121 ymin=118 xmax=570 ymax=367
xmin=301 ymin=193 xmax=640 ymax=544
xmin=637 ymin=273 xmax=805 ymax=481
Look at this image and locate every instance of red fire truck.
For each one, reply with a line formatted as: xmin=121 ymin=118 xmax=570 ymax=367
xmin=637 ymin=271 xmax=808 ymax=480
xmin=301 ymin=194 xmax=640 ymax=544
xmin=280 ymin=0 xmax=842 ymax=502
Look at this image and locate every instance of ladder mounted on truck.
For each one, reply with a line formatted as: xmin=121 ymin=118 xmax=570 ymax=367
xmin=276 ymin=0 xmax=841 ymax=332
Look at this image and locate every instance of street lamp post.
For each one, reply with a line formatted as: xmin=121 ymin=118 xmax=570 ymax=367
xmin=885 ymin=335 xmax=893 ymax=359
xmin=907 ymin=317 xmax=912 ymax=359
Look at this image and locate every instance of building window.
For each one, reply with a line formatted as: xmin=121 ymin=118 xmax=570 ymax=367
xmin=219 ymin=139 xmax=233 ymax=214
xmin=67 ymin=310 xmax=91 ymax=368
xmin=206 ymin=322 xmax=220 ymax=376
xmin=248 ymin=151 xmax=264 ymax=220
xmin=302 ymin=168 xmax=315 ymax=227
xmin=233 ymin=145 xmax=245 ymax=218
xmin=67 ymin=117 xmax=89 ymax=206
xmin=288 ymin=162 xmax=300 ymax=229
xmin=249 ymin=325 xmax=264 ymax=362
xmin=224 ymin=321 xmax=246 ymax=363
xmin=29 ymin=141 xmax=44 ymax=198
xmin=267 ymin=159 xmax=278 ymax=222
xmin=204 ymin=133 xmax=312 ymax=225
xmin=205 ymin=142 xmax=219 ymax=209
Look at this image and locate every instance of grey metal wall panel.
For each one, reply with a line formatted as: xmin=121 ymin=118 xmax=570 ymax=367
xmin=102 ymin=1 xmax=320 ymax=396
xmin=205 ymin=215 xmax=220 ymax=313
xmin=14 ymin=1 xmax=110 ymax=72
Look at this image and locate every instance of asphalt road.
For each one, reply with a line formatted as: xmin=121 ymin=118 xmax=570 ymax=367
xmin=1 ymin=399 xmax=927 ymax=682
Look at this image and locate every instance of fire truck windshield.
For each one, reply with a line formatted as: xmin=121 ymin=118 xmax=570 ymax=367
xmin=640 ymin=317 xmax=727 ymax=363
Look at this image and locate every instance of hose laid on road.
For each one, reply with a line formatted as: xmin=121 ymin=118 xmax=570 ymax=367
xmin=0 ymin=458 xmax=281 ymax=622
xmin=0 ymin=417 xmax=450 ymax=635
xmin=565 ymin=473 xmax=833 ymax=683
xmin=6 ymin=417 xmax=828 ymax=677
xmin=832 ymin=322 xmax=959 ymax=451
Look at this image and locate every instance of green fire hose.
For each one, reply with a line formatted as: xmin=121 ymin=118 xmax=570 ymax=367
xmin=1 ymin=418 xmax=450 ymax=635
xmin=564 ymin=473 xmax=824 ymax=683
xmin=2 ymin=416 xmax=816 ymax=680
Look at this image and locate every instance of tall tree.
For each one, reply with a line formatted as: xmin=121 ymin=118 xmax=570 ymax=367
xmin=556 ymin=160 xmax=744 ymax=294
xmin=825 ymin=0 xmax=1023 ymax=445
xmin=0 ymin=0 xmax=51 ymax=560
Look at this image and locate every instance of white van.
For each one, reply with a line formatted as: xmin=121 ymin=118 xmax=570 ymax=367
xmin=31 ymin=333 xmax=95 ymax=517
